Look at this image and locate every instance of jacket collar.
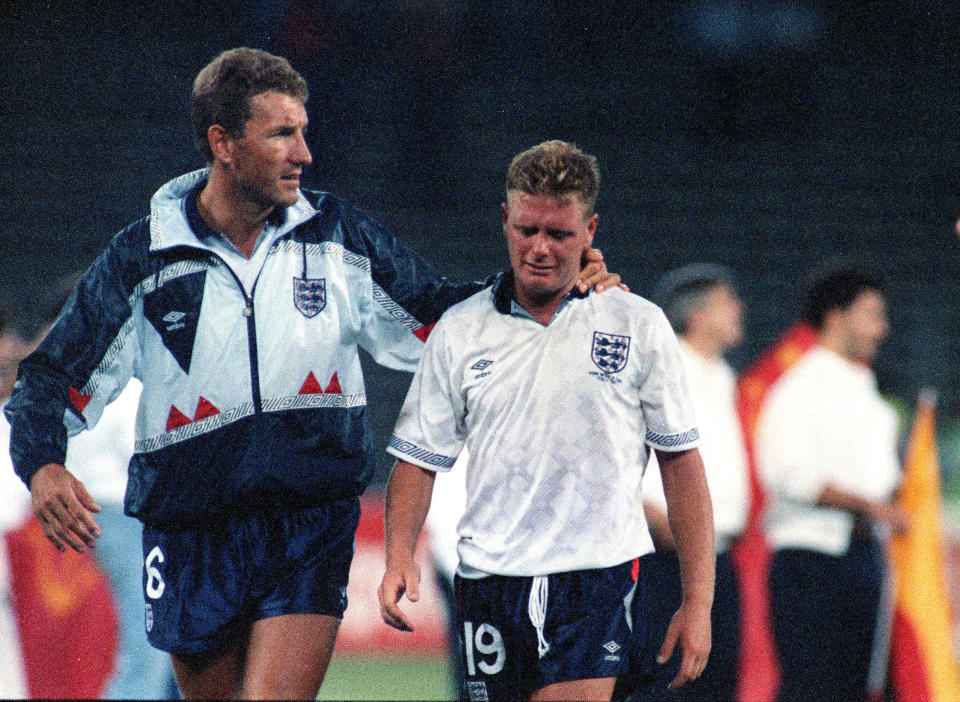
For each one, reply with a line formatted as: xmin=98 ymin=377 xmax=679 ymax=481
xmin=148 ymin=168 xmax=317 ymax=253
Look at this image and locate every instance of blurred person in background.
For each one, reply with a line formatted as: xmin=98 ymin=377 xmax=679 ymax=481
xmin=755 ymin=260 xmax=907 ymax=702
xmin=0 ymin=303 xmax=31 ymax=698
xmin=618 ymin=263 xmax=749 ymax=701
xmin=5 ymin=48 xmax=618 ymax=700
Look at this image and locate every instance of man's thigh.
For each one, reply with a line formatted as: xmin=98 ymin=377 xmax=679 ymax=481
xmin=242 ymin=613 xmax=341 ymax=699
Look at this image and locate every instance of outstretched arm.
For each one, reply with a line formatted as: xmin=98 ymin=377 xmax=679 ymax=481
xmin=655 ymin=447 xmax=715 ymax=691
xmin=378 ymin=459 xmax=438 ymax=632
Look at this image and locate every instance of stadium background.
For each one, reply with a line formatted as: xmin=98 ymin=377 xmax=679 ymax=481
xmin=2 ymin=1 xmax=960 ymax=698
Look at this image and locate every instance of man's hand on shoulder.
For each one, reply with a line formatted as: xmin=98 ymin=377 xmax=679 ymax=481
xmin=578 ymin=247 xmax=628 ymax=293
xmin=29 ymin=462 xmax=101 ymax=553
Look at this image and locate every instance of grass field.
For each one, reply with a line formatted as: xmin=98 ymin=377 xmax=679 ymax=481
xmin=317 ymin=653 xmax=456 ymax=701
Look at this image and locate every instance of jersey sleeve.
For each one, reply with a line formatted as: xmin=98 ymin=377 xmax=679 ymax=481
xmin=5 ymin=230 xmax=141 ymax=488
xmin=638 ymin=308 xmax=701 ymax=452
xmin=386 ymin=318 xmax=465 ymax=472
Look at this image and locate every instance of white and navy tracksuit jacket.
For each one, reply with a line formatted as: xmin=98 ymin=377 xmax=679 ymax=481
xmin=6 ymin=169 xmax=484 ymax=526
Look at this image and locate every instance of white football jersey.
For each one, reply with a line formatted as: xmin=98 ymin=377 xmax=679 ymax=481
xmin=388 ymin=278 xmax=699 ymax=576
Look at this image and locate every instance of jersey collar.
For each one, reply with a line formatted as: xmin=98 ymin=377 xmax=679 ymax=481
xmin=492 ymin=270 xmax=589 ymax=320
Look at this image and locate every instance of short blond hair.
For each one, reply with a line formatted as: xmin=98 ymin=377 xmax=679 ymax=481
xmin=506 ymin=140 xmax=600 ymax=213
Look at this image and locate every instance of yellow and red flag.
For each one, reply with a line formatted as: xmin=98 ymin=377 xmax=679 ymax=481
xmin=732 ymin=321 xmax=818 ymax=702
xmin=4 ymin=514 xmax=118 ymax=698
xmin=887 ymin=392 xmax=960 ymax=701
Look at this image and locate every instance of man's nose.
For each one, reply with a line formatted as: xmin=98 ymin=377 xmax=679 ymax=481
xmin=293 ymin=131 xmax=312 ymax=165
xmin=529 ymin=232 xmax=551 ymax=255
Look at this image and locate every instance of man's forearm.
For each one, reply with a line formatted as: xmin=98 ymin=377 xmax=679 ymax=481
xmin=384 ymin=460 xmax=438 ymax=564
xmin=657 ymin=448 xmax=715 ymax=607
xmin=817 ymin=484 xmax=908 ymax=533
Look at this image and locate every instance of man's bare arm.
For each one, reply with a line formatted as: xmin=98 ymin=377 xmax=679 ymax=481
xmin=655 ymin=447 xmax=715 ymax=690
xmin=378 ymin=459 xmax=437 ymax=632
xmin=817 ymin=484 xmax=909 ymax=535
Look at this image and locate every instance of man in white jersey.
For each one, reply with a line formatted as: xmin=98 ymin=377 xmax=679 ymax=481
xmin=621 ymin=263 xmax=749 ymax=701
xmin=755 ymin=261 xmax=907 ymax=702
xmin=378 ymin=141 xmax=715 ymax=702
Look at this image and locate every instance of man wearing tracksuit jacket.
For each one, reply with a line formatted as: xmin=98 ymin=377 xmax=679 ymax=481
xmin=5 ymin=48 xmax=616 ymax=699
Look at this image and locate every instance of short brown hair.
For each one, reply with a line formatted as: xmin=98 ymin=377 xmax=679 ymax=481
xmin=506 ymin=140 xmax=600 ymax=213
xmin=191 ymin=47 xmax=309 ymax=162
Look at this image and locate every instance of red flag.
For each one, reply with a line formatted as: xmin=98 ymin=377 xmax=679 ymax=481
xmin=5 ymin=515 xmax=118 ymax=698
xmin=732 ymin=322 xmax=818 ymax=702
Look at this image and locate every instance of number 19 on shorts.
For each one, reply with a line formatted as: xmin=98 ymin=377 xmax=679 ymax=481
xmin=462 ymin=621 xmax=506 ymax=676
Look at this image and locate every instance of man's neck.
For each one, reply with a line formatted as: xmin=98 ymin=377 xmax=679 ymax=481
xmin=817 ymin=328 xmax=856 ymax=363
xmin=198 ymin=175 xmax=273 ymax=259
xmin=513 ymin=283 xmax=574 ymax=326
xmin=681 ymin=331 xmax=722 ymax=361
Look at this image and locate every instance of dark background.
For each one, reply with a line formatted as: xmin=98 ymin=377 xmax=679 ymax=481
xmin=3 ymin=1 xmax=960 ymax=484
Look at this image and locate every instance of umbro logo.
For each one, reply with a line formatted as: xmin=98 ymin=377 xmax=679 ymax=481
xmin=471 ymin=359 xmax=493 ymax=379
xmin=603 ymin=641 xmax=621 ymax=653
xmin=162 ymin=310 xmax=186 ymax=331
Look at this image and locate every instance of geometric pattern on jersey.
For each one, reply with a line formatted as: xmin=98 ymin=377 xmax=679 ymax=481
xmin=299 ymin=371 xmax=343 ymax=395
xmin=388 ymin=278 xmax=699 ymax=576
xmin=142 ymin=266 xmax=207 ymax=374
xmin=134 ymin=388 xmax=367 ymax=453
xmin=645 ymin=426 xmax=701 ymax=448
xmin=292 ymin=276 xmax=325 ymax=317
xmin=387 ymin=436 xmax=456 ymax=469
xmin=591 ymin=331 xmax=630 ymax=373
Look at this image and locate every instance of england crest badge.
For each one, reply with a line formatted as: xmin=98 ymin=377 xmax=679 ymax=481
xmin=592 ymin=331 xmax=630 ymax=373
xmin=293 ymin=276 xmax=326 ymax=318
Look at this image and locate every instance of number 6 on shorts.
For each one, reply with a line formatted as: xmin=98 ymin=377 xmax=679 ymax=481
xmin=145 ymin=545 xmax=166 ymax=599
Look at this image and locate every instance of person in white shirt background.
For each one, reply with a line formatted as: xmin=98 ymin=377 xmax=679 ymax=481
xmin=618 ymin=263 xmax=750 ymax=702
xmin=755 ymin=260 xmax=908 ymax=702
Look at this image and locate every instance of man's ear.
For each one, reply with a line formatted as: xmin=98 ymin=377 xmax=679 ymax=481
xmin=207 ymin=125 xmax=232 ymax=165
xmin=585 ymin=213 xmax=598 ymax=248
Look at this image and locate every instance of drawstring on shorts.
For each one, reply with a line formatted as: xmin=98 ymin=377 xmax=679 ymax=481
xmin=528 ymin=575 xmax=550 ymax=659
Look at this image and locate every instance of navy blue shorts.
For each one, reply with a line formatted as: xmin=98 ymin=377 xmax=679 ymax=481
xmin=141 ymin=498 xmax=360 ymax=656
xmin=618 ymin=550 xmax=741 ymax=702
xmin=454 ymin=560 xmax=638 ymax=702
